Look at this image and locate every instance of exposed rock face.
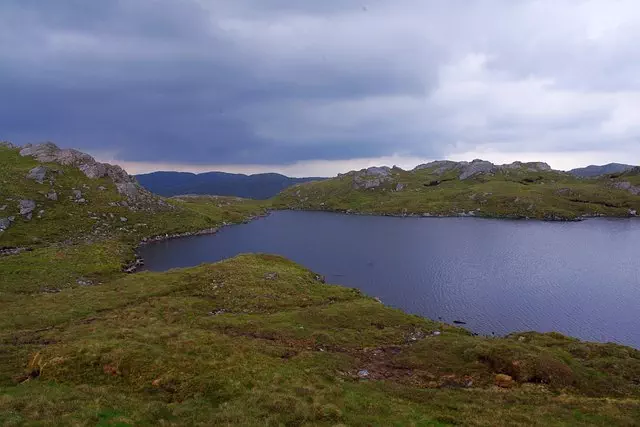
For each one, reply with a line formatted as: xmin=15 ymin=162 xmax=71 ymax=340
xmin=19 ymin=142 xmax=168 ymax=210
xmin=613 ymin=181 xmax=640 ymax=196
xmin=352 ymin=166 xmax=393 ymax=189
xmin=0 ymin=141 xmax=16 ymax=149
xmin=19 ymin=199 xmax=36 ymax=219
xmin=414 ymin=161 xmax=459 ymax=175
xmin=26 ymin=166 xmax=48 ymax=184
xmin=20 ymin=142 xmax=137 ymax=195
xmin=459 ymin=160 xmax=497 ymax=180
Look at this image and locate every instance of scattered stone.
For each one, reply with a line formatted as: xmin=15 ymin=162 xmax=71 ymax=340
xmin=629 ymin=209 xmax=637 ymax=217
xmin=26 ymin=166 xmax=48 ymax=183
xmin=208 ymin=309 xmax=226 ymax=316
xmin=405 ymin=329 xmax=426 ymax=343
xmin=432 ymin=331 xmax=442 ymax=336
xmin=395 ymin=183 xmax=405 ymax=192
xmin=76 ymin=278 xmax=94 ymax=287
xmin=495 ymin=374 xmax=515 ymax=388
xmin=98 ymin=186 xmax=107 ymax=191
xmin=413 ymin=160 xmax=459 ymax=175
xmin=0 ymin=205 xmax=6 ymax=211
xmin=46 ymin=191 xmax=58 ymax=201
xmin=518 ymin=336 xmax=526 ymax=342
xmin=42 ymin=287 xmax=61 ymax=294
xmin=314 ymin=274 xmax=326 ymax=283
xmin=264 ymin=272 xmax=279 ymax=280
xmin=72 ymin=190 xmax=83 ymax=200
xmin=19 ymin=199 xmax=36 ymax=219
xmin=0 ymin=217 xmax=12 ymax=231
xmin=120 ymin=217 xmax=128 ymax=222
xmin=357 ymin=369 xmax=370 ymax=378
xmin=37 ymin=209 xmax=45 ymax=218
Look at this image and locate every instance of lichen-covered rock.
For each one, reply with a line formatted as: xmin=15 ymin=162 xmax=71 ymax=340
xmin=26 ymin=166 xmax=48 ymax=183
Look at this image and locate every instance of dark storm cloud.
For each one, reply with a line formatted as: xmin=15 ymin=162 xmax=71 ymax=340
xmin=1 ymin=1 xmax=639 ymax=166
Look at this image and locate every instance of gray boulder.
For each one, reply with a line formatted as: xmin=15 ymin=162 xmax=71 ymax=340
xmin=0 ymin=141 xmax=16 ymax=149
xmin=26 ymin=166 xmax=48 ymax=183
xmin=0 ymin=217 xmax=12 ymax=231
xmin=19 ymin=199 xmax=36 ymax=219
xmin=46 ymin=191 xmax=58 ymax=201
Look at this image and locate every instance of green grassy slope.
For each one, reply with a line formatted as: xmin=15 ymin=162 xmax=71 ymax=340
xmin=273 ymin=162 xmax=640 ymax=220
xmin=1 ymin=144 xmax=639 ymax=425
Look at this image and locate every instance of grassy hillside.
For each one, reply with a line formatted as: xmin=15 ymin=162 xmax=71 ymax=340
xmin=273 ymin=161 xmax=640 ymax=220
xmin=2 ymin=144 xmax=640 ymax=425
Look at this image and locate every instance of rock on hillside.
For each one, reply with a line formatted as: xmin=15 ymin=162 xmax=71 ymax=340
xmin=19 ymin=142 xmax=168 ymax=210
xmin=413 ymin=159 xmax=552 ymax=180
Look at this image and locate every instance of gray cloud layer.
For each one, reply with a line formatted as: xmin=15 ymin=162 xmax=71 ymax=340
xmin=1 ymin=1 xmax=639 ymax=165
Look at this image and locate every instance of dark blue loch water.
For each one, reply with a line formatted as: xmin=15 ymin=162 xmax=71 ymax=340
xmin=140 ymin=211 xmax=640 ymax=348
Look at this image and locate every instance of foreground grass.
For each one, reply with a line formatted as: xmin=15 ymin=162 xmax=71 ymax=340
xmin=1 ymin=254 xmax=639 ymax=426
xmin=273 ymin=164 xmax=640 ymax=220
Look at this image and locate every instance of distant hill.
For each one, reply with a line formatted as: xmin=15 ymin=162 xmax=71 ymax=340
xmin=136 ymin=171 xmax=325 ymax=199
xmin=274 ymin=159 xmax=640 ymax=220
xmin=569 ymin=163 xmax=635 ymax=177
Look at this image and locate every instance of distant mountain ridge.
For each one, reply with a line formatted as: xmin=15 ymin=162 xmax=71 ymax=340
xmin=136 ymin=171 xmax=325 ymax=199
xmin=569 ymin=163 xmax=636 ymax=177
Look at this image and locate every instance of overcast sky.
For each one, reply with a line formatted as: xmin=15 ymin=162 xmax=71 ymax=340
xmin=2 ymin=1 xmax=639 ymax=176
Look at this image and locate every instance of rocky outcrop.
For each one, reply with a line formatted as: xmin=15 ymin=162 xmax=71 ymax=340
xmin=414 ymin=159 xmax=552 ymax=180
xmin=413 ymin=161 xmax=460 ymax=175
xmin=613 ymin=181 xmax=640 ymax=196
xmin=352 ymin=167 xmax=393 ymax=189
xmin=459 ymin=160 xmax=497 ymax=180
xmin=20 ymin=142 xmax=137 ymax=195
xmin=19 ymin=142 xmax=170 ymax=211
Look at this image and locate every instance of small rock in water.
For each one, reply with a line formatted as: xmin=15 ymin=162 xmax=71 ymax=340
xmin=453 ymin=320 xmax=467 ymax=325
